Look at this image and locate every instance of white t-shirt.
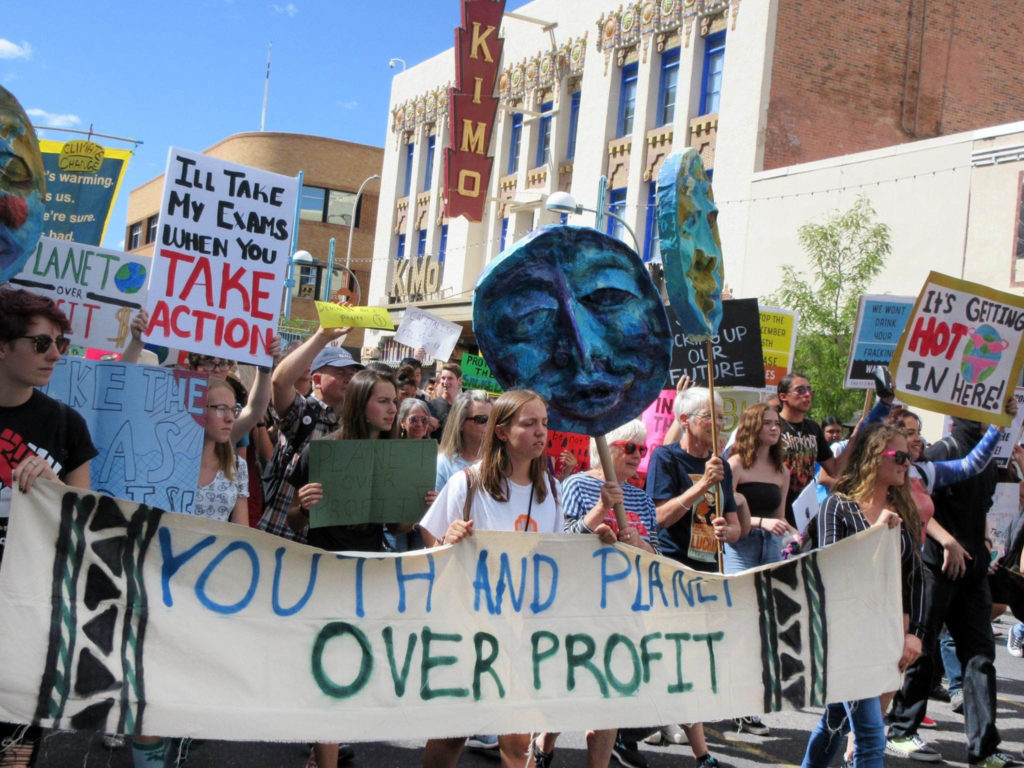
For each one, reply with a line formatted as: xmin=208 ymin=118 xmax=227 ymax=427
xmin=420 ymin=462 xmax=563 ymax=540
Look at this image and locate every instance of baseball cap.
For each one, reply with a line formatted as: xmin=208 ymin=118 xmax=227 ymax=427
xmin=311 ymin=347 xmax=364 ymax=373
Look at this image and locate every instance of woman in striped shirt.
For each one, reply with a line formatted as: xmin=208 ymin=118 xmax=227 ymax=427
xmin=801 ymin=423 xmax=925 ymax=768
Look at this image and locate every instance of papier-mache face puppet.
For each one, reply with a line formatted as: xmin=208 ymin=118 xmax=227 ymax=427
xmin=657 ymin=148 xmax=724 ymax=341
xmin=0 ymin=86 xmax=45 ymax=283
xmin=474 ymin=225 xmax=671 ymax=436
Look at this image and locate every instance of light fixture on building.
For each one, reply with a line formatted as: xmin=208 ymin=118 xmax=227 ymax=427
xmin=283 ymin=250 xmax=315 ymax=317
xmin=544 ymin=188 xmax=640 ymax=253
xmin=388 ymin=58 xmax=406 ymax=71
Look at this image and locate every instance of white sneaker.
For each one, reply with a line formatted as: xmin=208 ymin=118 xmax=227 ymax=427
xmin=1007 ymin=627 xmax=1024 ymax=658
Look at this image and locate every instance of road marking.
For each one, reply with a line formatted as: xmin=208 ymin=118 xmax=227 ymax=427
xmin=706 ymin=725 xmax=801 ymax=768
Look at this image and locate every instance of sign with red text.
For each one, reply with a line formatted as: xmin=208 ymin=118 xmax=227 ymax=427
xmin=759 ymin=306 xmax=798 ymax=392
xmin=890 ymin=272 xmax=1024 ymax=426
xmin=10 ymin=236 xmax=148 ymax=349
xmin=143 ymin=147 xmax=299 ymax=366
xmin=443 ymin=0 xmax=505 ymax=221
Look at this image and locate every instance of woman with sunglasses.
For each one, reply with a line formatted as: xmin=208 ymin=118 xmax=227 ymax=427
xmin=801 ymin=423 xmax=924 ymax=768
xmin=435 ymin=389 xmax=493 ymax=492
xmin=398 ymin=397 xmax=432 ymax=439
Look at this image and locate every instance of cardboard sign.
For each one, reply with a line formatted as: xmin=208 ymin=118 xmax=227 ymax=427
xmin=315 ymin=302 xmax=395 ymax=330
xmin=667 ymin=299 xmax=766 ymax=389
xmin=845 ymin=295 xmax=915 ymax=389
xmin=987 ymin=483 xmax=1020 ymax=562
xmin=546 ymin=430 xmax=591 ymax=475
xmin=759 ymin=307 xmax=798 ymax=392
xmin=143 ymin=147 xmax=299 ymax=365
xmin=890 ymin=272 xmax=1024 ymax=426
xmin=40 ymin=358 xmax=207 ymax=513
xmin=461 ymin=352 xmax=502 ymax=394
xmin=0 ymin=482 xmax=904 ymax=742
xmin=394 ymin=306 xmax=462 ymax=361
xmin=309 ymin=439 xmax=436 ymax=526
xmin=10 ymin=236 xmax=148 ymax=348
xmin=38 ymin=139 xmax=132 ymax=246
xmin=993 ymin=387 xmax=1024 ymax=468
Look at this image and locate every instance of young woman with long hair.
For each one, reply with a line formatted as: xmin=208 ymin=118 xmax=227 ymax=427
xmin=419 ymin=389 xmax=563 ymax=768
xmin=194 ymin=377 xmax=250 ymax=524
xmin=801 ymin=423 xmax=925 ymax=768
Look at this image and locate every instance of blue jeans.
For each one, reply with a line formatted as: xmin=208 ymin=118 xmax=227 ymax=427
xmin=724 ymin=529 xmax=782 ymax=573
xmin=801 ymin=698 xmax=885 ymax=768
xmin=940 ymin=627 xmax=963 ymax=694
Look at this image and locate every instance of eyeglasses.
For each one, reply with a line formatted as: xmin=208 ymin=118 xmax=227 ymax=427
xmin=208 ymin=404 xmax=242 ymax=418
xmin=611 ymin=441 xmax=648 ymax=457
xmin=196 ymin=358 xmax=232 ymax=371
xmin=406 ymin=416 xmax=429 ymax=425
xmin=466 ymin=415 xmax=490 ymax=425
xmin=17 ymin=334 xmax=70 ymax=355
xmin=882 ymin=450 xmax=911 ymax=465
xmin=791 ymin=385 xmax=814 ymax=395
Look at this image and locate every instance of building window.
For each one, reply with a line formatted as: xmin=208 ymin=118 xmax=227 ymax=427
xmin=403 ymin=141 xmax=414 ymax=197
xmin=617 ymin=63 xmax=639 ymax=138
xmin=396 ymin=233 xmax=406 ymax=261
xmin=417 ymin=229 xmax=427 ymax=258
xmin=300 ymin=186 xmax=327 ymax=221
xmin=145 ymin=215 xmax=158 ymax=244
xmin=128 ymin=222 xmax=141 ymax=250
xmin=644 ymin=182 xmax=661 ymax=263
xmin=423 ymin=135 xmax=435 ymax=191
xmin=500 ymin=217 xmax=509 ymax=251
xmin=327 ymin=190 xmax=360 ymax=227
xmin=566 ymin=91 xmax=581 ymax=161
xmin=700 ymin=31 xmax=726 ymax=115
xmin=535 ymin=101 xmax=553 ymax=168
xmin=439 ymin=224 xmax=448 ymax=263
xmin=607 ymin=189 xmax=627 ymax=242
xmin=507 ymin=113 xmax=523 ymax=175
xmin=297 ymin=264 xmax=318 ymax=298
xmin=657 ymin=49 xmax=680 ymax=127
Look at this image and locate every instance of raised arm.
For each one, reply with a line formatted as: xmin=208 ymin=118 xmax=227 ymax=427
xmin=120 ymin=309 xmax=149 ymax=364
xmin=271 ymin=325 xmax=348 ymax=415
xmin=232 ymin=336 xmax=282 ymax=443
xmin=926 ymin=424 xmax=1000 ymax=492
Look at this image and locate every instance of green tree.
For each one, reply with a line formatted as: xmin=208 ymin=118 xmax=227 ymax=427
xmin=769 ymin=197 xmax=891 ymax=423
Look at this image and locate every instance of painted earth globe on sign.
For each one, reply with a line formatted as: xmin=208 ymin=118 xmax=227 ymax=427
xmin=114 ymin=261 xmax=147 ymax=293
xmin=960 ymin=323 xmax=1011 ymax=384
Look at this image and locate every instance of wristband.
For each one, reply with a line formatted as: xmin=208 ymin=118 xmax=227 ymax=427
xmin=678 ymin=496 xmax=692 ymax=512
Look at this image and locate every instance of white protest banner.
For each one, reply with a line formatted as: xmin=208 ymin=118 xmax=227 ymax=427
xmin=143 ymin=147 xmax=299 ymax=366
xmin=993 ymin=387 xmax=1024 ymax=468
xmin=890 ymin=271 xmax=1024 ymax=427
xmin=844 ymin=294 xmax=914 ymax=389
xmin=393 ymin=306 xmax=462 ymax=361
xmin=10 ymin=235 xmax=149 ymax=349
xmin=0 ymin=483 xmax=903 ymax=742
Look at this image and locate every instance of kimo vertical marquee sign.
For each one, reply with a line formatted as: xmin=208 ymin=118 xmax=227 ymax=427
xmin=444 ymin=0 xmax=505 ymax=221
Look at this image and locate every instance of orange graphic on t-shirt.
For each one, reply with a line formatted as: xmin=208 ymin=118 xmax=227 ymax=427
xmin=514 ymin=514 xmax=539 ymax=532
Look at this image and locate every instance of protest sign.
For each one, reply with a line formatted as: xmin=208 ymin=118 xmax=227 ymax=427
xmin=40 ymin=358 xmax=207 ymax=514
xmin=394 ymin=306 xmax=462 ymax=361
xmin=546 ymin=430 xmax=591 ymax=475
xmin=791 ymin=481 xmax=819 ymax=535
xmin=10 ymin=236 xmax=149 ymax=348
xmin=890 ymin=272 xmax=1024 ymax=426
xmin=0 ymin=482 xmax=903 ymax=742
xmin=143 ymin=147 xmax=299 ymax=366
xmin=315 ymin=302 xmax=395 ymax=330
xmin=993 ymin=387 xmax=1024 ymax=468
xmin=987 ymin=483 xmax=1019 ymax=562
xmin=309 ymin=439 xmax=436 ymax=526
xmin=759 ymin=307 xmax=797 ymax=392
xmin=844 ymin=294 xmax=914 ymax=389
xmin=667 ymin=299 xmax=765 ymax=389
xmin=461 ymin=352 xmax=502 ymax=394
xmin=38 ymin=139 xmax=132 ymax=245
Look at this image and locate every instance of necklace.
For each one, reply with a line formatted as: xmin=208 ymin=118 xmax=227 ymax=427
xmin=779 ymin=414 xmax=806 ymax=436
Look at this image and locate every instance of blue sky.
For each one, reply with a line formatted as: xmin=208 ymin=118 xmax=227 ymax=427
xmin=2 ymin=0 xmax=530 ymax=250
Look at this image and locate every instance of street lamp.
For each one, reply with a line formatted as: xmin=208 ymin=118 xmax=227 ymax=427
xmin=343 ymin=173 xmax=381 ymax=302
xmin=544 ymin=185 xmax=641 ymax=254
xmin=283 ymin=249 xmax=314 ymax=318
xmin=388 ymin=58 xmax=406 ymax=71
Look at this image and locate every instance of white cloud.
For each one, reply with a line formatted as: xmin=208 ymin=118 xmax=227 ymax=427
xmin=341 ymin=100 xmax=359 ymax=110
xmin=25 ymin=108 xmax=80 ymax=129
xmin=272 ymin=3 xmax=298 ymax=16
xmin=0 ymin=39 xmax=32 ymax=59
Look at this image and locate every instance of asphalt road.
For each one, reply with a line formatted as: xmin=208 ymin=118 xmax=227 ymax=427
xmin=33 ymin=617 xmax=1024 ymax=768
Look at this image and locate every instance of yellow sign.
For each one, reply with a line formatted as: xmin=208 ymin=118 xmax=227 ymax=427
xmin=315 ymin=302 xmax=395 ymax=330
xmin=57 ymin=140 xmax=104 ymax=173
xmin=758 ymin=307 xmax=798 ymax=391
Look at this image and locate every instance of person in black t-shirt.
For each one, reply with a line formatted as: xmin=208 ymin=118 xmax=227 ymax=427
xmin=777 ymin=372 xmax=848 ymax=527
xmin=0 ymin=287 xmax=97 ymax=768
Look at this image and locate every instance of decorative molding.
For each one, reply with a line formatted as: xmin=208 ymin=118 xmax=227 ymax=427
xmin=526 ymin=166 xmax=548 ymax=189
xmin=390 ymin=84 xmax=451 ymax=136
xmin=643 ymin=126 xmax=674 ymax=181
xmin=498 ymin=34 xmax=587 ymax=107
xmin=595 ymin=0 xmax=739 ymax=74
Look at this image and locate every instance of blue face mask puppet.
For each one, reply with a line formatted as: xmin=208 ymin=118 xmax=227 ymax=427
xmin=0 ymin=86 xmax=45 ymax=283
xmin=657 ymin=148 xmax=724 ymax=341
xmin=473 ymin=225 xmax=671 ymax=436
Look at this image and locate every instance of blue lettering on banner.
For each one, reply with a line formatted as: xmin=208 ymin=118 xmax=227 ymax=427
xmin=158 ymin=527 xmax=216 ymax=607
xmin=272 ymin=547 xmax=321 ymax=616
xmin=394 ymin=553 xmax=435 ymax=613
xmin=194 ymin=540 xmax=260 ymax=614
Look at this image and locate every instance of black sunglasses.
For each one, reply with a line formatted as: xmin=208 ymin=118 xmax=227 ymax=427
xmin=466 ymin=415 xmax=490 ymax=424
xmin=882 ymin=450 xmax=911 ymax=465
xmin=17 ymin=334 xmax=70 ymax=355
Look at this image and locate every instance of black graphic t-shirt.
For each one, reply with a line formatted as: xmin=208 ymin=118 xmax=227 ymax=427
xmin=0 ymin=390 xmax=97 ymax=563
xmin=780 ymin=416 xmax=832 ymax=526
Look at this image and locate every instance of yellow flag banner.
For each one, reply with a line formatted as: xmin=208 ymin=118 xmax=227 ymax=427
xmin=315 ymin=301 xmax=395 ymax=330
xmin=0 ymin=482 xmax=902 ymax=742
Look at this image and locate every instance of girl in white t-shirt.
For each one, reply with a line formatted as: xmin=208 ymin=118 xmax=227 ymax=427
xmin=418 ymin=390 xmax=563 ymax=768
